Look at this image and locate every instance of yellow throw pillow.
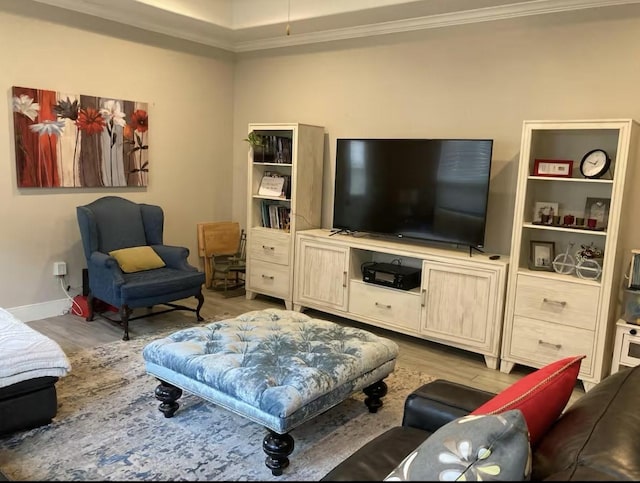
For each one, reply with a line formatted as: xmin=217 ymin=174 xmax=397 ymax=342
xmin=109 ymin=246 xmax=166 ymax=273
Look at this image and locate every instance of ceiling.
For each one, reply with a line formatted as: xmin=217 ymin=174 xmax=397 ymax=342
xmin=30 ymin=0 xmax=640 ymax=52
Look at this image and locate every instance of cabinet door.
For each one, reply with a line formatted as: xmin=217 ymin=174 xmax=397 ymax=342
xmin=294 ymin=238 xmax=349 ymax=310
xmin=420 ymin=260 xmax=497 ymax=352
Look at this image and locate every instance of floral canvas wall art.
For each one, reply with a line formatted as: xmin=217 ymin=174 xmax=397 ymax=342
xmin=11 ymin=86 xmax=149 ymax=188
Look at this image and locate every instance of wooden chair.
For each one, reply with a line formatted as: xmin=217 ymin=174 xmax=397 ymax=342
xmin=197 ymin=222 xmax=246 ymax=291
xmin=212 ymin=229 xmax=246 ymax=292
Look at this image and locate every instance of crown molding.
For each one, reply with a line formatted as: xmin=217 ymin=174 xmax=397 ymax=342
xmin=234 ymin=0 xmax=640 ymax=52
xmin=30 ymin=0 xmax=237 ymax=51
xmin=29 ymin=0 xmax=640 ymax=53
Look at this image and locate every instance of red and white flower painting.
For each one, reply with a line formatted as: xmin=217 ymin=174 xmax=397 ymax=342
xmin=11 ymin=86 xmax=149 ymax=188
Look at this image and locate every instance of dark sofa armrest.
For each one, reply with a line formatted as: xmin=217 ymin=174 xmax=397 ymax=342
xmin=402 ymin=379 xmax=496 ymax=432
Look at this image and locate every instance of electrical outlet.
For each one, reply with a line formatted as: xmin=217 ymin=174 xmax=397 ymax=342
xmin=53 ymin=261 xmax=67 ymax=276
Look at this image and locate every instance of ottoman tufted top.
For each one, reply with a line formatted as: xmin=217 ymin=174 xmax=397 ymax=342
xmin=142 ymin=309 xmax=399 ymax=419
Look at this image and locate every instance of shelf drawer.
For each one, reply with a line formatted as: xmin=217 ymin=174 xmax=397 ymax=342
xmin=349 ymin=281 xmax=421 ymax=332
xmin=514 ymin=274 xmax=599 ymax=330
xmin=249 ymin=230 xmax=290 ymax=265
xmin=248 ymin=259 xmax=290 ymax=298
xmin=509 ymin=315 xmax=594 ymax=375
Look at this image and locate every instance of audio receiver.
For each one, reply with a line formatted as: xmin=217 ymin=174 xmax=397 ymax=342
xmin=361 ymin=262 xmax=421 ymax=291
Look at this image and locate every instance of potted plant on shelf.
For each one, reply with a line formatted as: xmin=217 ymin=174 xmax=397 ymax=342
xmin=244 ymin=132 xmax=270 ymax=163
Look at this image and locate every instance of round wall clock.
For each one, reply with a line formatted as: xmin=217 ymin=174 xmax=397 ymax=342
xmin=579 ymin=149 xmax=611 ymax=179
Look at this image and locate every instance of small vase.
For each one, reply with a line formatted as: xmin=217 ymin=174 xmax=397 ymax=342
xmin=252 ymin=145 xmax=265 ymax=163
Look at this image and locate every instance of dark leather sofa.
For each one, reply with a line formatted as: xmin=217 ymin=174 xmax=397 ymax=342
xmin=323 ymin=364 xmax=640 ymax=481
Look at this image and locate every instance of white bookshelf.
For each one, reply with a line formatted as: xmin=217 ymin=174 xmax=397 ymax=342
xmin=245 ymin=123 xmax=324 ymax=309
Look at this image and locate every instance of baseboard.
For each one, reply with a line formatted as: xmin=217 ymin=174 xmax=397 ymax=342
xmin=7 ymin=299 xmax=72 ymax=322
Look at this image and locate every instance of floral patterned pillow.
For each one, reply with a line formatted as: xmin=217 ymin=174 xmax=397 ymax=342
xmin=384 ymin=410 xmax=531 ymax=481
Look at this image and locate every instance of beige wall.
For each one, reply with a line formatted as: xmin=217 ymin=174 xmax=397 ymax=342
xmin=6 ymin=2 xmax=640 ymax=316
xmin=232 ymin=4 xmax=640 ymax=257
xmin=0 ymin=3 xmax=234 ymax=313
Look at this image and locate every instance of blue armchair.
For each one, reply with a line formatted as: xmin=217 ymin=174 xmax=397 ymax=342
xmin=76 ymin=196 xmax=205 ymax=340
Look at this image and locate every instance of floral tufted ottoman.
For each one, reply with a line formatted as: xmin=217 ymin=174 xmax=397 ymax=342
xmin=142 ymin=308 xmax=399 ymax=476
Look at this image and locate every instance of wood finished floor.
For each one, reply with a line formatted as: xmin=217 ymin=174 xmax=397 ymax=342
xmin=26 ymin=290 xmax=585 ymax=404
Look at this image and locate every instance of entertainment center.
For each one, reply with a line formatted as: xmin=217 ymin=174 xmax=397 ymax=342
xmin=244 ymin=128 xmax=507 ymax=366
xmin=246 ymin=120 xmax=640 ymax=379
xmin=293 ymin=229 xmax=508 ymax=369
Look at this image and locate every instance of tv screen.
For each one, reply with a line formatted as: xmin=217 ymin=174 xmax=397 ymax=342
xmin=332 ymin=138 xmax=493 ymax=248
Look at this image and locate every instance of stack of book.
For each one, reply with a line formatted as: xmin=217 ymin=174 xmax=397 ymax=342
xmin=260 ymin=201 xmax=291 ymax=231
xmin=259 ymin=135 xmax=292 ymax=164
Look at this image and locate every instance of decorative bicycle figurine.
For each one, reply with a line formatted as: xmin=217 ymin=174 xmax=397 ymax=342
xmin=552 ymin=242 xmax=575 ymax=275
xmin=575 ymin=242 xmax=603 ymax=281
xmin=553 ymin=242 xmax=603 ymax=281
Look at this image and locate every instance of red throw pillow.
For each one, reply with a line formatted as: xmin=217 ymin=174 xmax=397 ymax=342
xmin=471 ymin=355 xmax=585 ymax=446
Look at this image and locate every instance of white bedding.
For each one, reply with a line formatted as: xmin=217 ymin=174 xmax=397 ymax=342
xmin=0 ymin=307 xmax=71 ymax=388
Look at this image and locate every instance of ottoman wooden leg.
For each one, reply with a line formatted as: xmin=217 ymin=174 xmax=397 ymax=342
xmin=263 ymin=429 xmax=294 ymax=476
xmin=363 ymin=379 xmax=388 ymax=413
xmin=154 ymin=380 xmax=183 ymax=418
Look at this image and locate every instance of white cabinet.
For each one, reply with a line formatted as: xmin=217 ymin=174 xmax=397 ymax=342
xmin=421 ymin=260 xmax=502 ymax=369
xmin=611 ymin=320 xmax=640 ymax=374
xmin=293 ymin=229 xmax=509 ymax=367
xmin=293 ymin=237 xmax=349 ymax=311
xmin=245 ymin=123 xmax=324 ymax=310
xmin=501 ymin=119 xmax=640 ymax=389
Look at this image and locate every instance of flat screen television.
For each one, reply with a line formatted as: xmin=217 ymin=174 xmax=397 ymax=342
xmin=332 ymin=138 xmax=493 ymax=249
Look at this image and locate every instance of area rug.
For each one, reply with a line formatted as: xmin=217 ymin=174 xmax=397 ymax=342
xmin=0 ymin=324 xmax=435 ymax=481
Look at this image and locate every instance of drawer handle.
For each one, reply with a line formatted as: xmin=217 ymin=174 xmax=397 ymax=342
xmin=375 ymin=302 xmax=391 ymax=309
xmin=538 ymin=339 xmax=562 ymax=350
xmin=262 ymin=245 xmax=275 ymax=251
xmin=261 ymin=274 xmax=274 ymax=280
xmin=543 ymin=298 xmax=567 ymax=308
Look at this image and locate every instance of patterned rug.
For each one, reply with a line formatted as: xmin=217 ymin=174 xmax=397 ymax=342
xmin=0 ymin=321 xmax=435 ymax=481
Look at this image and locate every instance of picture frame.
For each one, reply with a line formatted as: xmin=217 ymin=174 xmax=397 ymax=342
xmin=533 ymin=201 xmax=559 ymax=224
xmin=584 ymin=197 xmax=610 ymax=229
xmin=533 ymin=159 xmax=573 ymax=178
xmin=529 ymin=240 xmax=555 ymax=271
xmin=12 ymin=86 xmax=149 ymax=188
